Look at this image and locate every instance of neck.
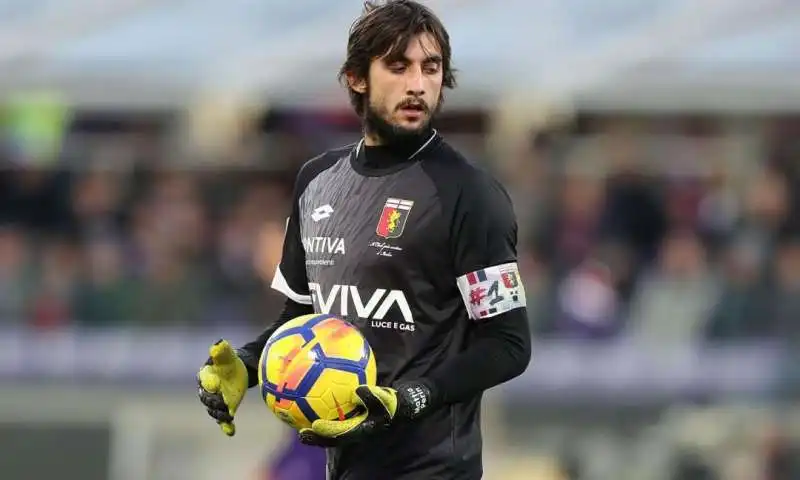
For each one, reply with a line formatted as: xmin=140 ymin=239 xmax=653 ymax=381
xmin=362 ymin=129 xmax=435 ymax=158
xmin=352 ymin=129 xmax=438 ymax=174
xmin=364 ymin=133 xmax=381 ymax=146
xmin=362 ymin=127 xmax=434 ymax=150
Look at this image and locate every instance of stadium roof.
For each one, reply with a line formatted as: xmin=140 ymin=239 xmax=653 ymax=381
xmin=0 ymin=0 xmax=798 ymax=111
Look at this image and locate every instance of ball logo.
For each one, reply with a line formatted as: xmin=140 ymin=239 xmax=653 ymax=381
xmin=376 ymin=198 xmax=414 ymax=239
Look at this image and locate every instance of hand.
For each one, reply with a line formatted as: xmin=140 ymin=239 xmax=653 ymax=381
xmin=197 ymin=339 xmax=249 ymax=437
xmin=299 ymin=381 xmax=432 ymax=447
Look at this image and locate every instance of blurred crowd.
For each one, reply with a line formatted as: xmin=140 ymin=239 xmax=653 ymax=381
xmin=508 ymin=117 xmax=800 ymax=346
xmin=0 ymin=165 xmax=294 ymax=328
xmin=1 ymin=111 xmax=799 ymax=351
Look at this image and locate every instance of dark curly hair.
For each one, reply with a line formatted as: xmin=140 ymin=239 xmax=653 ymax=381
xmin=338 ymin=0 xmax=457 ymax=117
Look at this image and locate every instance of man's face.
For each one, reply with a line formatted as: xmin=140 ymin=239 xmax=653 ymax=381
xmin=352 ymin=33 xmax=444 ymax=143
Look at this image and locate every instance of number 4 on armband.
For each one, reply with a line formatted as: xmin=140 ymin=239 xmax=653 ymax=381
xmin=490 ymin=272 xmax=521 ymax=305
xmin=486 ymin=281 xmax=504 ymax=306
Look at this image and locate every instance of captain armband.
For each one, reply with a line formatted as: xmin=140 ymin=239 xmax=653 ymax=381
xmin=455 ymin=262 xmax=526 ymax=320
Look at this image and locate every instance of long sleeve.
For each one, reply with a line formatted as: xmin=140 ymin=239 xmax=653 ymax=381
xmin=421 ymin=168 xmax=532 ymax=407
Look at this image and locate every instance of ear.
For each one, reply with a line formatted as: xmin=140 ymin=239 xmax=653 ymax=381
xmin=347 ymin=72 xmax=367 ymax=94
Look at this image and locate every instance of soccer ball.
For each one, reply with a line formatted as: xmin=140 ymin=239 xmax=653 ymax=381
xmin=258 ymin=313 xmax=377 ymax=430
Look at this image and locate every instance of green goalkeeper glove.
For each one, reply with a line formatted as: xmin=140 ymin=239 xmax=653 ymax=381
xmin=298 ymin=381 xmax=433 ymax=447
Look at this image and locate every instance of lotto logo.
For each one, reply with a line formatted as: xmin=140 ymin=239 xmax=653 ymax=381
xmin=311 ymin=204 xmax=334 ymax=222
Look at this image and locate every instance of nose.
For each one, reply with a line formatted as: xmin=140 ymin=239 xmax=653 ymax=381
xmin=405 ymin=66 xmax=425 ymax=97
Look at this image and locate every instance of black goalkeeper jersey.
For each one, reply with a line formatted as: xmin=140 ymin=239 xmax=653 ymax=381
xmin=270 ymin=130 xmax=526 ymax=480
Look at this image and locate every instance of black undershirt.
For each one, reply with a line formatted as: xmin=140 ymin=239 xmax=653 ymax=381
xmin=351 ymin=132 xmax=437 ymax=177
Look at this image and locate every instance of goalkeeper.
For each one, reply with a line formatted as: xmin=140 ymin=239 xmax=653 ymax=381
xmin=197 ymin=1 xmax=532 ymax=479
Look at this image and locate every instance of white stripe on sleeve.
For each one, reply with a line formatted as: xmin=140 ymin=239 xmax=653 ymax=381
xmin=270 ymin=266 xmax=312 ymax=305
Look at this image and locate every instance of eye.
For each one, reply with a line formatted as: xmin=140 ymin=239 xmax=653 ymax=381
xmin=388 ymin=63 xmax=406 ymax=73
xmin=423 ymin=63 xmax=440 ymax=75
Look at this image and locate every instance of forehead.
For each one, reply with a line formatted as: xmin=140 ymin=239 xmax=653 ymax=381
xmin=387 ymin=32 xmax=441 ymax=62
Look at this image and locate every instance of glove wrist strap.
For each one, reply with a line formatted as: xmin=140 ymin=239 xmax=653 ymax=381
xmin=394 ymin=381 xmax=434 ymax=420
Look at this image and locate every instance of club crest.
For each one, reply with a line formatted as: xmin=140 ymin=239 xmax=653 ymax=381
xmin=376 ymin=198 xmax=414 ymax=239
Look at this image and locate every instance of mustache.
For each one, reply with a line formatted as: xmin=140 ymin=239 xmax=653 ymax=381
xmin=395 ymin=98 xmax=429 ymax=112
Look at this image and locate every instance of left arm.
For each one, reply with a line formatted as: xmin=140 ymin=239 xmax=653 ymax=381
xmin=421 ymin=309 xmax=530 ymax=408
xmin=416 ymin=170 xmax=532 ymax=410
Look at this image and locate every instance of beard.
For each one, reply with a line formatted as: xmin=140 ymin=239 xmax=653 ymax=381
xmin=363 ymin=95 xmax=441 ymax=147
